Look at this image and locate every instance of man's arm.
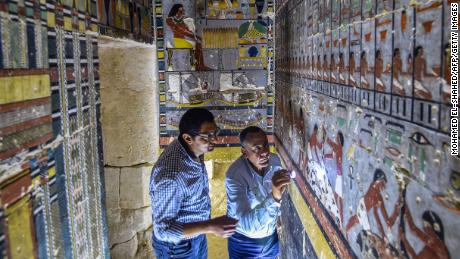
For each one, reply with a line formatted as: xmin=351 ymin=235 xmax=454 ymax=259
xmin=151 ymin=176 xmax=186 ymax=243
xmin=183 ymin=216 xmax=237 ymax=238
xmin=152 ymin=174 xmax=237 ymax=243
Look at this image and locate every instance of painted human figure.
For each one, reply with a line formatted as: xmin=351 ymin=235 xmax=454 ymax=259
xmin=338 ymin=53 xmax=346 ymax=84
xmin=318 ymin=55 xmax=323 ymax=80
xmin=360 ymin=51 xmax=370 ymax=88
xmin=292 ymin=56 xmax=296 ymax=74
xmin=296 ymin=108 xmax=307 ymax=170
xmin=375 ymin=50 xmax=385 ymax=92
xmin=414 ymin=46 xmax=436 ymax=100
xmin=299 ymin=56 xmax=303 ymax=75
xmin=294 ymin=56 xmax=299 ymax=75
xmin=323 ymin=54 xmax=329 ymax=81
xmin=391 ymin=48 xmax=405 ymax=95
xmin=400 ymin=208 xmax=450 ymax=259
xmin=408 ymin=53 xmax=413 ymax=73
xmin=305 ymin=55 xmax=310 ymax=78
xmin=166 ymin=4 xmax=210 ymax=70
xmin=401 ymin=10 xmax=407 ymax=33
xmin=300 ymin=56 xmax=304 ymax=76
xmin=287 ymin=100 xmax=294 ymax=149
xmin=307 ymin=124 xmax=325 ymax=165
xmin=442 ymin=43 xmax=451 ymax=102
xmin=324 ymin=131 xmax=345 ymax=225
xmin=312 ymin=55 xmax=316 ymax=79
xmin=330 ymin=54 xmax=337 ymax=82
xmin=349 ymin=52 xmax=357 ymax=86
xmin=129 ymin=2 xmax=140 ymax=34
xmin=345 ymin=169 xmax=402 ymax=240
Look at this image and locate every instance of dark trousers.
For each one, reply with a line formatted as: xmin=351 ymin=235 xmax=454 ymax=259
xmin=152 ymin=234 xmax=207 ymax=259
xmin=228 ymin=231 xmax=279 ymax=259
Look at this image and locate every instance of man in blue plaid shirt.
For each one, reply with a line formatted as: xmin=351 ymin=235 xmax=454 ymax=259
xmin=150 ymin=108 xmax=238 ymax=258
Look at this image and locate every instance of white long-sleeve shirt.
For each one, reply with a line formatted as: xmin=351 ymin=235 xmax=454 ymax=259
xmin=225 ymin=154 xmax=282 ymax=239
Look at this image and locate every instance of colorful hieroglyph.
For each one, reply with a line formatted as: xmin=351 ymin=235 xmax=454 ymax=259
xmin=275 ymin=0 xmax=458 ymax=258
xmin=154 ymin=0 xmax=275 ymax=147
xmin=97 ymin=0 xmax=153 ymax=42
xmin=0 ymin=0 xmax=107 ymax=258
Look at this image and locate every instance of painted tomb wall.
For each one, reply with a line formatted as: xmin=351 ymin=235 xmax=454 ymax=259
xmin=275 ymin=0 xmax=459 ymax=258
xmin=153 ymin=0 xmax=276 ymax=147
xmin=0 ymin=0 xmax=155 ymax=257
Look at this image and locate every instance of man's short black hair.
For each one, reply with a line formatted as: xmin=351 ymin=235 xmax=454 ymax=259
xmin=179 ymin=108 xmax=214 ymax=136
xmin=240 ymin=126 xmax=265 ymax=144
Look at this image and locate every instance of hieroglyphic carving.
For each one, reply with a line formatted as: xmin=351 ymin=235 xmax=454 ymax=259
xmin=275 ymin=0 xmax=457 ymax=258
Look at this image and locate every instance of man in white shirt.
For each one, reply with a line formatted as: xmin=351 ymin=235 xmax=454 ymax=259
xmin=225 ymin=126 xmax=291 ymax=258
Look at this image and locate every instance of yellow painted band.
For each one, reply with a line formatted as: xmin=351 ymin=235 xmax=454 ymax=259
xmin=155 ymin=7 xmax=162 ymax=15
xmin=64 ymin=17 xmax=72 ymax=30
xmin=289 ymin=183 xmax=336 ymax=259
xmin=79 ymin=21 xmax=86 ymax=32
xmin=6 ymin=196 xmax=35 ymax=259
xmin=0 ymin=74 xmax=50 ymax=105
xmin=48 ymin=166 xmax=56 ymax=178
xmin=47 ymin=12 xmax=55 ymax=27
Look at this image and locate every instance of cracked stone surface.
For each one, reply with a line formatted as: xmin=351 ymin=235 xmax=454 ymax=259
xmin=120 ymin=165 xmax=152 ymax=209
xmin=111 ymin=234 xmax=138 ymax=259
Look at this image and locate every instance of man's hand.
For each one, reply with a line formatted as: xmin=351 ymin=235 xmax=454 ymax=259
xmin=206 ymin=215 xmax=238 ymax=238
xmin=272 ymin=169 xmax=291 ymax=202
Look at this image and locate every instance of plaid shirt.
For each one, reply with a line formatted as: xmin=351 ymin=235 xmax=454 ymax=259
xmin=150 ymin=138 xmax=211 ymax=244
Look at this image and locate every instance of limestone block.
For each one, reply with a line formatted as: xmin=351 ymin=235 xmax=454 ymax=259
xmin=98 ymin=37 xmax=159 ymax=167
xmin=104 ymin=167 xmax=120 ymax=209
xmin=111 ymin=234 xmax=138 ymax=259
xmin=107 ymin=207 xmax=152 ymax=246
xmin=120 ymin=166 xmax=152 ymax=209
xmin=135 ymin=226 xmax=155 ymax=259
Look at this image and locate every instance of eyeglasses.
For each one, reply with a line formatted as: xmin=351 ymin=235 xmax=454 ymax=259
xmin=195 ymin=127 xmax=221 ymax=142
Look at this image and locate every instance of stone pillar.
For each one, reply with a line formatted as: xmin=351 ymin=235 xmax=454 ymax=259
xmin=98 ymin=36 xmax=159 ymax=259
